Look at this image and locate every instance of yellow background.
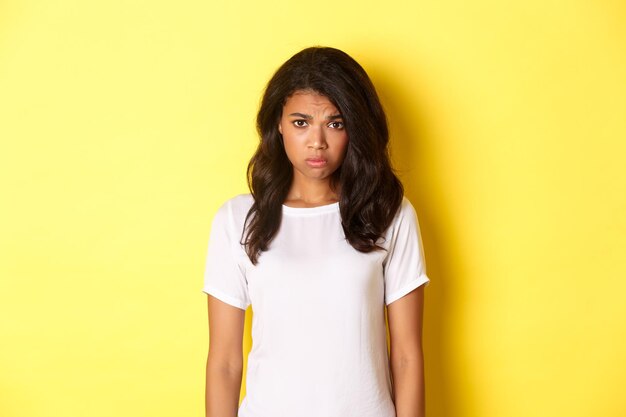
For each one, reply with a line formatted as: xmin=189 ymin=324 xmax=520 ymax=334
xmin=1 ymin=1 xmax=625 ymax=416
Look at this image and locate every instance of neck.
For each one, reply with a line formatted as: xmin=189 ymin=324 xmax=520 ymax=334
xmin=285 ymin=173 xmax=340 ymax=204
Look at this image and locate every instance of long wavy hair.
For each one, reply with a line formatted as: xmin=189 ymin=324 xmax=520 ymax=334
xmin=241 ymin=46 xmax=404 ymax=265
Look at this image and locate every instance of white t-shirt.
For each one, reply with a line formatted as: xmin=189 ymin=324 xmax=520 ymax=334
xmin=203 ymin=193 xmax=430 ymax=417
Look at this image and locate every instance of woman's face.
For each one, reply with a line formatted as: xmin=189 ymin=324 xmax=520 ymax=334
xmin=278 ymin=90 xmax=349 ymax=184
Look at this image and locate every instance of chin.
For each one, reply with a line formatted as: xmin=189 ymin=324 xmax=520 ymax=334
xmin=295 ymin=165 xmax=338 ymax=180
xmin=307 ymin=173 xmax=331 ymax=180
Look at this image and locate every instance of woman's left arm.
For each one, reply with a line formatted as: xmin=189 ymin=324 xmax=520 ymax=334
xmin=387 ymin=284 xmax=426 ymax=417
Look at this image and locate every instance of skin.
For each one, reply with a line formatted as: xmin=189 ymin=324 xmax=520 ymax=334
xmin=205 ymin=90 xmax=426 ymax=417
xmin=388 ymin=285 xmax=427 ymax=417
xmin=278 ymin=90 xmax=349 ymax=207
xmin=205 ymin=298 xmax=245 ymax=417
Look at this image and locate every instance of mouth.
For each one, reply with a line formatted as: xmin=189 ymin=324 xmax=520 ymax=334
xmin=305 ymin=158 xmax=327 ymax=168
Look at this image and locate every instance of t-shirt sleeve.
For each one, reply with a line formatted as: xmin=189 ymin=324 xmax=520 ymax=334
xmin=382 ymin=197 xmax=430 ymax=306
xmin=202 ymin=200 xmax=251 ymax=311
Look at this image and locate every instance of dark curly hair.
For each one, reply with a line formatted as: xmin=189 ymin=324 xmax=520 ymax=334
xmin=242 ymin=46 xmax=404 ymax=265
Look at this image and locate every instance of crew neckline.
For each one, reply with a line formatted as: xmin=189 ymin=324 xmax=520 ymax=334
xmin=282 ymin=201 xmax=340 ymax=215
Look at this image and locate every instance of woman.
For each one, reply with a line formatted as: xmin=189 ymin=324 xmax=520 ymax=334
xmin=203 ymin=46 xmax=430 ymax=417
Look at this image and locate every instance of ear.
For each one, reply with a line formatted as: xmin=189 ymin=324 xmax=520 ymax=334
xmin=278 ymin=123 xmax=282 ymax=134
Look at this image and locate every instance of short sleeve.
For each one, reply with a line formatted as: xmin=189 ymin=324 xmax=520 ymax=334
xmin=383 ymin=197 xmax=430 ymax=306
xmin=202 ymin=200 xmax=251 ymax=311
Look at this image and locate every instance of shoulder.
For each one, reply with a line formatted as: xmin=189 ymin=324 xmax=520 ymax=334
xmin=212 ymin=193 xmax=254 ymax=230
xmin=218 ymin=193 xmax=254 ymax=213
xmin=383 ymin=195 xmax=419 ymax=239
xmin=392 ymin=195 xmax=418 ymax=224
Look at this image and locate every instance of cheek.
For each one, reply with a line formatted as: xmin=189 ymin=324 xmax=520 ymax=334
xmin=336 ymin=135 xmax=349 ymax=157
xmin=281 ymin=136 xmax=300 ymax=160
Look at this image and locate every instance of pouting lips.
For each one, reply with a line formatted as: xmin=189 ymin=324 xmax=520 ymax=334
xmin=305 ymin=158 xmax=328 ymax=167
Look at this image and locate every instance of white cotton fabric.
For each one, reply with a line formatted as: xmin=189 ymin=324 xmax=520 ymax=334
xmin=203 ymin=193 xmax=430 ymax=417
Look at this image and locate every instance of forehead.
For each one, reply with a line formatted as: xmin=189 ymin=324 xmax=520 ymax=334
xmin=283 ymin=90 xmax=338 ymax=111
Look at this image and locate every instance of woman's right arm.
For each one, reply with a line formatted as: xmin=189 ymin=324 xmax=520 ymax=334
xmin=205 ymin=295 xmax=246 ymax=417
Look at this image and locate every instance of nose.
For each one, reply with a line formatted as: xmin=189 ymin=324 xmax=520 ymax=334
xmin=307 ymin=125 xmax=328 ymax=150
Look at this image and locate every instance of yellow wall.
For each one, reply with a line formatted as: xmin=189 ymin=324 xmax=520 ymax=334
xmin=1 ymin=1 xmax=625 ymax=416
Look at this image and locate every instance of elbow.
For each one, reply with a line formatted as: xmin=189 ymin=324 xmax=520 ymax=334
xmin=390 ymin=347 xmax=424 ymax=369
xmin=206 ymin=351 xmax=244 ymax=378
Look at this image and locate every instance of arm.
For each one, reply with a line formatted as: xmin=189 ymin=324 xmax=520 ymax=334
xmin=205 ymin=295 xmax=246 ymax=417
xmin=387 ymin=284 xmax=426 ymax=417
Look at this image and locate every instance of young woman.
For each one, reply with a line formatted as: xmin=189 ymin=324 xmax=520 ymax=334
xmin=203 ymin=46 xmax=430 ymax=417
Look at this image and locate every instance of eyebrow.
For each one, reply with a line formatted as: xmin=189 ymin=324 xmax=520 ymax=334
xmin=288 ymin=112 xmax=343 ymax=120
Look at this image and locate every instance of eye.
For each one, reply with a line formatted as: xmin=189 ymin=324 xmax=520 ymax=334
xmin=328 ymin=121 xmax=344 ymax=129
xmin=292 ymin=120 xmax=308 ymax=128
